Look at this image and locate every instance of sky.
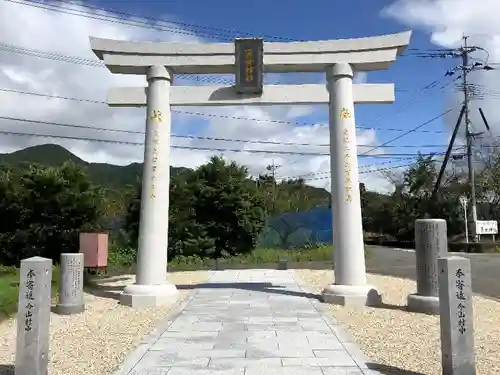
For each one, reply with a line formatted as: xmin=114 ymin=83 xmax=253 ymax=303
xmin=0 ymin=0 xmax=499 ymax=193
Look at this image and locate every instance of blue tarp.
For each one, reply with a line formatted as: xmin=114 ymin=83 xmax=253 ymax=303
xmin=257 ymin=206 xmax=333 ymax=249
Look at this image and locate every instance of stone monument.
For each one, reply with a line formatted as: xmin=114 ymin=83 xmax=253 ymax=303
xmin=438 ymin=256 xmax=476 ymax=375
xmin=55 ymin=253 xmax=85 ymax=315
xmin=407 ymin=218 xmax=447 ymax=314
xmin=15 ymin=256 xmax=52 ymax=375
xmin=278 ymin=258 xmax=288 ymax=270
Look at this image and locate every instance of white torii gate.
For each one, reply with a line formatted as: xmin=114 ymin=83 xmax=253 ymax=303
xmin=90 ymin=31 xmax=411 ymax=309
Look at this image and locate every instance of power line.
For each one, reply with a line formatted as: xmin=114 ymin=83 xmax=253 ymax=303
xmin=0 ymin=39 xmax=428 ymax=89
xmin=9 ymin=0 xmax=440 ymax=58
xmin=0 ymin=128 xmax=440 ymax=180
xmin=304 ymin=159 xmax=443 ymax=182
xmin=0 ymin=42 xmax=233 ymax=85
xmin=0 ymin=113 xmax=457 ymax=183
xmin=286 ymin=156 xmax=421 ymax=180
xmin=0 ymin=127 xmax=436 ymax=158
xmin=278 ymin=161 xmax=422 ymax=182
xmin=429 ymin=36 xmax=496 ymax=236
xmin=360 ymin=77 xmax=452 ymax=130
xmin=0 ymin=113 xmax=458 ymax=149
xmin=294 ymin=109 xmax=455 ymax=180
xmin=5 ymin=0 xmax=295 ymax=42
xmin=0 ymin=88 xmax=461 ymax=179
xmin=0 ymin=86 xmax=453 ymax=135
xmin=361 ymin=108 xmax=453 ymax=155
xmin=288 ymin=149 xmax=456 ymax=181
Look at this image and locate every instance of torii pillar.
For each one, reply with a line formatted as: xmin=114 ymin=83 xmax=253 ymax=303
xmin=90 ymin=31 xmax=411 ymax=309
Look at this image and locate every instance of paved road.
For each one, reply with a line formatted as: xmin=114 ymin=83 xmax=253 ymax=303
xmin=116 ymin=270 xmax=389 ymax=375
xmin=365 ymin=246 xmax=500 ymax=300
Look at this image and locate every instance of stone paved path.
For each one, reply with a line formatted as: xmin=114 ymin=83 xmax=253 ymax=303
xmin=116 ymin=270 xmax=379 ymax=375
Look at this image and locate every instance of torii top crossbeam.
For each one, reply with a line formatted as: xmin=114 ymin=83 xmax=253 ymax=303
xmin=89 ymin=31 xmax=411 ymax=107
xmin=90 ymin=31 xmax=411 ymax=75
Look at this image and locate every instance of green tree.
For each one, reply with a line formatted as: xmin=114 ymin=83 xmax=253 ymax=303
xmin=125 ymin=157 xmax=266 ymax=259
xmin=373 ymin=154 xmax=465 ymax=241
xmin=190 ymin=156 xmax=266 ymax=257
xmin=0 ymin=162 xmax=104 ymax=265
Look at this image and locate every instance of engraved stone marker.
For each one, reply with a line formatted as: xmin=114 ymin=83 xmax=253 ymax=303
xmin=55 ymin=253 xmax=85 ymax=315
xmin=407 ymin=218 xmax=447 ymax=314
xmin=15 ymin=256 xmax=52 ymax=375
xmin=278 ymin=258 xmax=288 ymax=270
xmin=438 ymin=256 xmax=476 ymax=375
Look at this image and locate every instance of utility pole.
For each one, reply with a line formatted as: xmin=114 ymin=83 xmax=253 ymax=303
xmin=266 ymin=159 xmax=281 ymax=213
xmin=266 ymin=159 xmax=281 ymax=181
xmin=427 ymin=36 xmax=495 ymax=242
xmin=461 ymin=36 xmax=479 ymax=240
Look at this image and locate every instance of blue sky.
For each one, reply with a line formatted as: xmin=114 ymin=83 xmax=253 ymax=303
xmin=93 ymin=0 xmax=457 ymax=161
xmin=0 ymin=0 xmax=476 ymax=191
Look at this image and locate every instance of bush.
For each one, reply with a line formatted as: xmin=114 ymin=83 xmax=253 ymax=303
xmin=125 ymin=157 xmax=266 ymax=260
xmin=0 ymin=162 xmax=104 ymax=266
xmin=107 ymin=244 xmax=137 ymax=268
xmin=449 ymin=241 xmax=498 ymax=253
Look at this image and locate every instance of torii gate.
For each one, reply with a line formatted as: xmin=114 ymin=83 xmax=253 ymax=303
xmin=90 ymin=31 xmax=411 ymax=309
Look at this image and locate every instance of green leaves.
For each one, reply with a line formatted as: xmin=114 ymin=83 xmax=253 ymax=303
xmin=125 ymin=156 xmax=266 ymax=259
xmin=0 ymin=161 xmax=104 ymax=266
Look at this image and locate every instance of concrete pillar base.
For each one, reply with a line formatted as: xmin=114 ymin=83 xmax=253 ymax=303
xmin=321 ymin=284 xmax=382 ymax=308
xmin=407 ymin=293 xmax=440 ymax=315
xmin=120 ymin=283 xmax=179 ymax=309
xmin=54 ymin=303 xmax=85 ymax=315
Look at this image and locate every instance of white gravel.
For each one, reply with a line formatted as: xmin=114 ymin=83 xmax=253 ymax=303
xmin=295 ymin=269 xmax=500 ymax=375
xmin=0 ymin=270 xmax=211 ymax=375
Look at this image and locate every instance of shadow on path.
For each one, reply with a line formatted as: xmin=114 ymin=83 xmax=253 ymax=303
xmin=176 ymin=281 xmax=322 ymax=300
xmin=84 ymin=278 xmax=408 ymax=312
xmin=0 ymin=364 xmax=14 ymax=375
xmin=176 ymin=282 xmax=406 ymax=312
xmin=84 ymin=282 xmax=123 ymax=301
xmin=367 ymin=363 xmax=426 ymax=375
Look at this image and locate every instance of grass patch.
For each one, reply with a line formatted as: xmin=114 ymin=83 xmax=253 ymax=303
xmin=167 ymin=245 xmax=334 ymax=271
xmin=0 ymin=265 xmax=60 ymax=322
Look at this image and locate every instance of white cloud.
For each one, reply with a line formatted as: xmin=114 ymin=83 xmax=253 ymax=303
xmin=0 ymin=0 xmax=388 ymax=194
xmin=383 ymin=0 xmax=500 ymax=142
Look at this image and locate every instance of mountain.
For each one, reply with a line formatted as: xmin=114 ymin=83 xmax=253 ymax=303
xmin=0 ymin=145 xmax=331 ymax=208
xmin=0 ymin=144 xmax=187 ymax=188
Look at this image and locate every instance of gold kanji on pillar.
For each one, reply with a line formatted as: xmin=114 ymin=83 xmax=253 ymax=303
xmin=150 ymin=109 xmax=163 ymax=123
xmin=340 ymin=107 xmax=351 ymax=120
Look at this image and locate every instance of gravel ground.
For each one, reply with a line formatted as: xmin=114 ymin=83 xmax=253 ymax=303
xmin=295 ymin=269 xmax=500 ymax=375
xmin=0 ymin=270 xmax=211 ymax=375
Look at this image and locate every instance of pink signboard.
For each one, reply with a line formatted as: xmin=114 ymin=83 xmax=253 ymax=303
xmin=79 ymin=232 xmax=108 ymax=268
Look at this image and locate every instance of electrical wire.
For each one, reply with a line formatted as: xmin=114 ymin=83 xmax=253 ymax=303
xmin=0 ymin=127 xmax=441 ymax=158
xmin=0 ymin=114 xmax=455 ymax=149
xmin=286 ymin=156 xmax=420 ymax=180
xmin=0 ymin=42 xmax=233 ymax=85
xmin=361 ymin=108 xmax=453 ymax=156
xmin=0 ymin=87 xmax=452 ymax=135
xmin=311 ymin=159 xmax=444 ymax=182
xmin=5 ymin=0 xmax=294 ymax=42
xmin=0 ymin=0 xmax=475 ymax=182
xmin=295 ymin=109 xmax=455 ymax=180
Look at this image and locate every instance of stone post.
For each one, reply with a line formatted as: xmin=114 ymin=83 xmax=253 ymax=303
xmin=321 ymin=62 xmax=380 ymax=307
xmin=55 ymin=253 xmax=85 ymax=315
xmin=278 ymin=258 xmax=288 ymax=270
xmin=15 ymin=256 xmax=52 ymax=375
xmin=438 ymin=256 xmax=476 ymax=375
xmin=407 ymin=218 xmax=447 ymax=314
xmin=120 ymin=65 xmax=178 ymax=308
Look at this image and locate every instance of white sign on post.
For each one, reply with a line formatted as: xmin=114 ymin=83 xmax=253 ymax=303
xmin=473 ymin=220 xmax=498 ymax=235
